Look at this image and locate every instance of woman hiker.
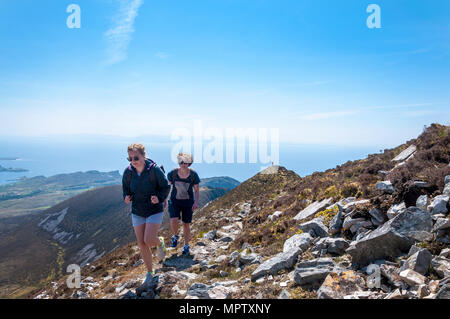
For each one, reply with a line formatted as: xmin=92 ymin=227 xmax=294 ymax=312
xmin=167 ymin=152 xmax=200 ymax=256
xmin=122 ymin=143 xmax=170 ymax=284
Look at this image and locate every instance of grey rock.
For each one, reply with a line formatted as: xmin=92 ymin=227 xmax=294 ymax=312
xmin=408 ymin=245 xmax=421 ymax=257
xmin=136 ymin=275 xmax=159 ymax=298
xmin=239 ymin=253 xmax=262 ymax=265
xmin=294 ymin=268 xmax=330 ymax=286
xmin=251 ymin=248 xmax=302 ymax=282
xmin=431 ymin=256 xmax=450 ymax=278
xmin=445 ymin=175 xmax=450 ymax=185
xmin=439 ymin=248 xmax=450 ymax=258
xmin=342 ymin=199 xmax=370 ymax=212
xmin=435 ymin=283 xmax=450 ymax=299
xmin=283 ymin=233 xmax=313 ymax=253
xmin=414 ymin=181 xmax=431 ymax=188
xmin=297 ymin=257 xmax=335 ymax=269
xmin=203 ymin=230 xmax=217 ymax=240
xmin=392 ymin=145 xmax=416 ymax=162
xmin=444 ymin=184 xmax=450 ymax=196
xmin=278 ymin=289 xmax=291 ymax=299
xmin=229 ymin=250 xmax=239 ymax=267
xmin=399 ymin=269 xmax=427 ymax=286
xmin=369 ymin=208 xmax=386 ymax=224
xmin=294 ymin=198 xmax=334 ymax=221
xmin=400 ymin=249 xmax=432 ymax=275
xmin=187 ymin=283 xmax=212 ymax=299
xmin=329 ymin=209 xmax=344 ymax=235
xmin=376 ymin=181 xmax=395 ymax=194
xmin=380 ymin=264 xmax=403 ymax=287
xmin=387 ymin=202 xmax=406 ymax=220
xmin=268 ymin=211 xmax=283 ymax=221
xmin=298 ymin=219 xmax=329 ymax=238
xmin=433 ymin=217 xmax=450 ymax=232
xmin=416 ymin=195 xmax=429 ymax=211
xmin=346 ymin=228 xmax=413 ymax=268
xmin=428 ymin=195 xmax=449 ymax=215
xmin=383 ymin=206 xmax=433 ymax=241
xmin=342 ymin=216 xmax=366 ymax=231
xmin=313 ymin=238 xmax=350 ymax=256
xmin=317 ymin=270 xmax=366 ymax=299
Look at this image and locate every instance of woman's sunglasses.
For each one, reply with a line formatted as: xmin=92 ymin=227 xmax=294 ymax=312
xmin=180 ymin=161 xmax=190 ymax=165
xmin=127 ymin=156 xmax=140 ymax=162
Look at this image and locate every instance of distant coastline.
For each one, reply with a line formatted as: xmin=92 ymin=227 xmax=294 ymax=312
xmin=0 ymin=165 xmax=28 ymax=173
xmin=0 ymin=157 xmax=19 ymax=160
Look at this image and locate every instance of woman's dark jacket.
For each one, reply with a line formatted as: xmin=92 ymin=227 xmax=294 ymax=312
xmin=122 ymin=159 xmax=170 ymax=217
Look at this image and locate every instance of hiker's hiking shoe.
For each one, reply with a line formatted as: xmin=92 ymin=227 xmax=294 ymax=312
xmin=143 ymin=271 xmax=155 ymax=285
xmin=170 ymin=235 xmax=179 ymax=248
xmin=157 ymin=236 xmax=166 ymax=262
xmin=182 ymin=244 xmax=190 ymax=256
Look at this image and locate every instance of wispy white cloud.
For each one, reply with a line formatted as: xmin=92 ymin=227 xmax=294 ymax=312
xmin=104 ymin=0 xmax=143 ymax=65
xmin=155 ymin=51 xmax=168 ymax=59
xmin=296 ymin=102 xmax=444 ymax=121
xmin=297 ymin=110 xmax=357 ymax=121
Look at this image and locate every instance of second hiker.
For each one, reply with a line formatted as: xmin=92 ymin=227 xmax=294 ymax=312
xmin=167 ymin=152 xmax=200 ymax=255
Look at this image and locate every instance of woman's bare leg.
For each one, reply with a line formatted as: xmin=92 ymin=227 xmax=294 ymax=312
xmin=134 ymin=224 xmax=153 ymax=272
xmin=182 ymin=222 xmax=190 ymax=246
xmin=170 ymin=218 xmax=179 ymax=237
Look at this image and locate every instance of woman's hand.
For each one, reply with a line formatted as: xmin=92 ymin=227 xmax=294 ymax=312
xmin=151 ymin=195 xmax=159 ymax=204
xmin=124 ymin=195 xmax=132 ymax=204
xmin=192 ymin=202 xmax=199 ymax=211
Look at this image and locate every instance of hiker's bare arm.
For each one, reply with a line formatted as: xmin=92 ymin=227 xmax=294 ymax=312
xmin=192 ymin=184 xmax=200 ymax=210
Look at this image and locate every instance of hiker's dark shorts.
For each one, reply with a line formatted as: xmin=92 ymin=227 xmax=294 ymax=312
xmin=168 ymin=201 xmax=193 ymax=224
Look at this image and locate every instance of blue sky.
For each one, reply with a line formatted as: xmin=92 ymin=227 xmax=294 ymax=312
xmin=0 ymin=0 xmax=449 ymax=147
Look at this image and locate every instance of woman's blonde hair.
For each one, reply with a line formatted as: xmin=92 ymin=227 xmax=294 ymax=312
xmin=127 ymin=143 xmax=146 ymax=157
xmin=177 ymin=152 xmax=193 ymax=166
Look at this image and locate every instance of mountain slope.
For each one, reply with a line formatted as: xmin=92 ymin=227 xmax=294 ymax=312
xmin=1 ymin=177 xmax=238 ymax=298
xmin=26 ymin=123 xmax=450 ymax=299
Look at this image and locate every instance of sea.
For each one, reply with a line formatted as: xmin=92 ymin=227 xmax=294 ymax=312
xmin=0 ymin=135 xmax=389 ymax=186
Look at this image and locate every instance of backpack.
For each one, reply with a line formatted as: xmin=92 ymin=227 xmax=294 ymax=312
xmin=170 ymin=168 xmax=195 ymax=185
xmin=125 ymin=158 xmax=165 ymax=190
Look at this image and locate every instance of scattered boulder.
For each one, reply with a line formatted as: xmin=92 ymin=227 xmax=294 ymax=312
xmin=293 ymin=258 xmax=335 ymax=287
xmin=283 ymin=233 xmax=313 ymax=253
xmin=428 ymin=195 xmax=449 ymax=215
xmin=294 ymin=198 xmax=333 ymax=221
xmin=369 ymin=208 xmax=386 ymax=225
xmin=278 ymin=289 xmax=290 ymax=299
xmin=268 ymin=211 xmax=283 ymax=221
xmin=387 ymin=202 xmax=406 ymax=220
xmin=445 ymin=175 xmax=450 ymax=185
xmin=317 ymin=270 xmax=366 ymax=299
xmin=376 ymin=181 xmax=395 ymax=194
xmin=431 ymin=256 xmax=450 ymax=278
xmin=313 ymin=237 xmax=350 ymax=256
xmin=251 ymin=248 xmax=302 ymax=282
xmin=239 ymin=252 xmax=262 ymax=266
xmin=439 ymin=248 xmax=450 ymax=258
xmin=433 ymin=217 xmax=450 ymax=232
xmin=346 ymin=228 xmax=413 ymax=268
xmin=329 ymin=209 xmax=344 ymax=235
xmin=416 ymin=195 xmax=429 ymax=211
xmin=400 ymin=248 xmax=432 ymax=275
xmin=203 ymin=230 xmax=217 ymax=240
xmin=392 ymin=145 xmax=416 ymax=162
xmin=399 ymin=269 xmax=427 ymax=286
xmin=298 ymin=219 xmax=329 ymax=238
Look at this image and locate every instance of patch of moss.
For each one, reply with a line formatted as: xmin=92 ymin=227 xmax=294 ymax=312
xmin=314 ymin=205 xmax=339 ymax=227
